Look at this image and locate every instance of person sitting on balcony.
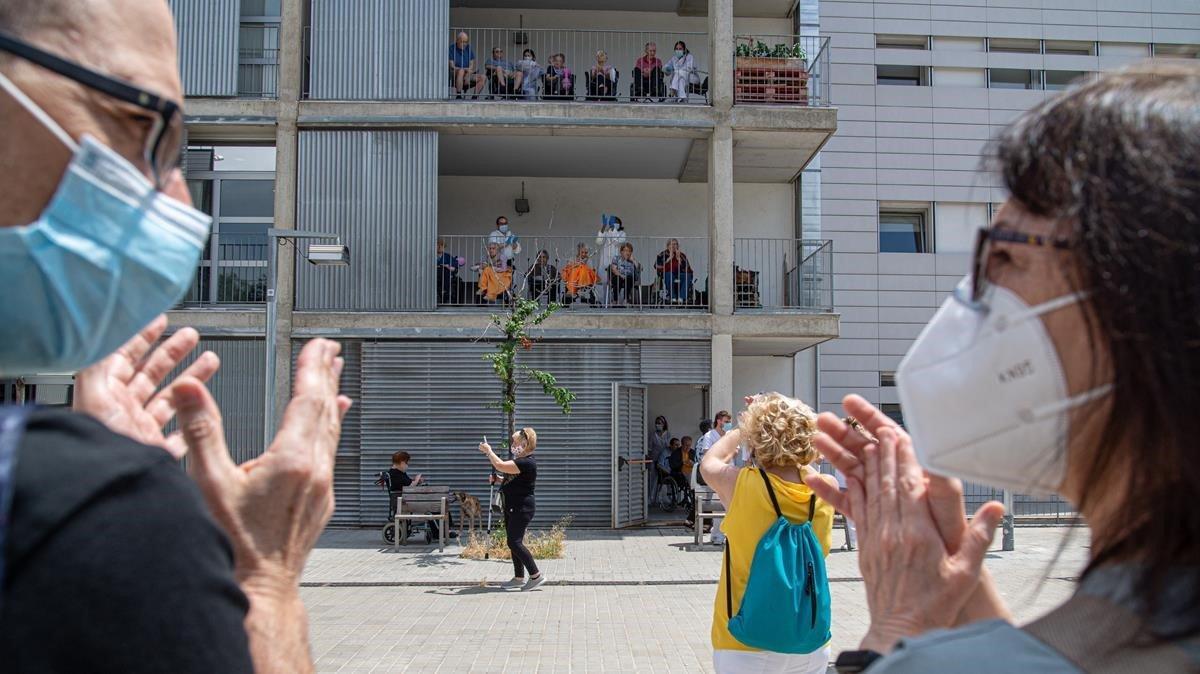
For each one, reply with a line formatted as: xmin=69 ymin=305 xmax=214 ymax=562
xmin=526 ymin=249 xmax=558 ymax=302
xmin=542 ymin=53 xmax=574 ymax=100
xmin=608 ymin=242 xmax=642 ymax=307
xmin=516 ymin=49 xmax=544 ymax=100
xmin=560 ymin=243 xmax=599 ymax=302
xmin=485 ymin=47 xmax=523 ymax=99
xmin=436 ymin=238 xmax=463 ymax=305
xmin=474 ymin=242 xmax=513 ymax=302
xmin=665 ymin=41 xmax=699 ymax=103
xmin=655 ymin=238 xmax=694 ymax=304
xmin=487 ymin=215 xmax=520 ymax=264
xmin=448 ymin=31 xmax=485 ymax=98
xmin=585 ymin=50 xmax=618 ymax=101
xmin=632 ymin=42 xmax=665 ymax=101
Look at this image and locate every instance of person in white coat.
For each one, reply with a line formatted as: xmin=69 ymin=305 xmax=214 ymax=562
xmin=596 ymin=215 xmax=625 ymax=301
xmin=664 ymin=41 xmax=698 ymax=103
xmin=488 ymin=215 xmax=520 ymax=264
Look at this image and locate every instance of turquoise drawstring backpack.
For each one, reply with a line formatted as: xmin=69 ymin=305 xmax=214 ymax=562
xmin=725 ymin=468 xmax=832 ymax=654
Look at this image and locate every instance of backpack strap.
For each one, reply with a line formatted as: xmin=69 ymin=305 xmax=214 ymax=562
xmin=1022 ymin=590 xmax=1199 ymax=673
xmin=724 ymin=541 xmax=733 ymax=620
xmin=757 ymin=467 xmax=783 ymax=518
xmin=807 ymin=493 xmax=817 ymax=522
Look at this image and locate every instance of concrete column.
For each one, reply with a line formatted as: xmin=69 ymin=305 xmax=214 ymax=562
xmin=708 ymin=125 xmax=735 ymax=316
xmin=268 ymin=0 xmax=304 ymax=433
xmin=708 ymin=0 xmax=734 ymax=112
xmin=710 ymin=333 xmax=733 ymax=419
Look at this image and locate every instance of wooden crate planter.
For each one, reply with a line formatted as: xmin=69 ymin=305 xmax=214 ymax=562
xmin=735 ymin=56 xmax=809 ymax=104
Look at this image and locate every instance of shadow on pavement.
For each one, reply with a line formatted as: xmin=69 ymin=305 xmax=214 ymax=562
xmin=425 ymin=585 xmax=515 ymax=596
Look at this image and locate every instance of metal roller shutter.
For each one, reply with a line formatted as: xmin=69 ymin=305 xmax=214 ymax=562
xmin=293 ymin=339 xmax=364 ymax=527
xmin=640 ymin=340 xmax=711 ymax=384
xmin=169 ymin=0 xmax=239 ymax=97
xmin=165 ymin=337 xmax=265 ymax=464
xmin=358 ymin=341 xmax=641 ymax=528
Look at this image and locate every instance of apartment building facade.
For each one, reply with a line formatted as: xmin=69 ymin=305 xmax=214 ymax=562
xmin=813 ymin=0 xmax=1199 ymax=512
xmin=0 ymin=0 xmax=838 ymax=528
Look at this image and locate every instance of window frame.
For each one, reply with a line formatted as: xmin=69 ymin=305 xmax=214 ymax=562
xmin=876 ymin=34 xmax=930 ymax=50
xmin=988 ymin=68 xmax=1042 ymax=90
xmin=879 ymin=206 xmax=933 ymax=254
xmin=876 ymin=64 xmax=930 ymax=86
xmin=986 ymin=37 xmax=1042 ymax=54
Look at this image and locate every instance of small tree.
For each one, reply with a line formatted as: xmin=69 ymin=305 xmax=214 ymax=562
xmin=482 ymin=297 xmax=576 ymax=444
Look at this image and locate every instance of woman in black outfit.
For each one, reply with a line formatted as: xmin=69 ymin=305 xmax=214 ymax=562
xmin=480 ymin=427 xmax=545 ymax=591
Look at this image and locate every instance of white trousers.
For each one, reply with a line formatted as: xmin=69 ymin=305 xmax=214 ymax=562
xmin=713 ymin=646 xmax=831 ymax=674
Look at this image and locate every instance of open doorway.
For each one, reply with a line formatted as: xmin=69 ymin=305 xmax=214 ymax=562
xmin=646 ymin=384 xmax=707 ymax=525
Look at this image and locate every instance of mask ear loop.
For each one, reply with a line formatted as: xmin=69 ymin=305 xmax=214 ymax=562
xmin=0 ymin=70 xmax=80 ymax=153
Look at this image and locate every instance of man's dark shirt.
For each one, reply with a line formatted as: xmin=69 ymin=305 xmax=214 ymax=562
xmin=0 ymin=408 xmax=253 ymax=673
xmin=387 ymin=468 xmax=414 ymax=490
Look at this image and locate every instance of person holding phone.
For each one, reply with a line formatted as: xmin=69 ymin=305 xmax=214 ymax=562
xmin=480 ymin=427 xmax=545 ymax=590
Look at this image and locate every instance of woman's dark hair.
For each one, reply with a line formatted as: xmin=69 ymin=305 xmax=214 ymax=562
xmin=655 ymin=415 xmax=668 ymax=431
xmin=675 ymin=41 xmax=687 ymax=52
xmin=524 ymin=49 xmax=535 ymax=59
xmin=993 ymin=61 xmax=1200 ymax=638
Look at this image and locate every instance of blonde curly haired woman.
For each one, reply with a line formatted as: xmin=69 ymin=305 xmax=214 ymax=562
xmin=700 ymin=393 xmax=839 ymax=674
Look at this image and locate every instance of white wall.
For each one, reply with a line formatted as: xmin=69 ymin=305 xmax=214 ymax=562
xmin=438 ymin=176 xmax=794 ymax=283
xmin=648 ymin=384 xmax=707 ymax=444
xmin=733 ymin=355 xmax=796 ymax=408
xmin=934 ymin=202 xmax=987 ymax=254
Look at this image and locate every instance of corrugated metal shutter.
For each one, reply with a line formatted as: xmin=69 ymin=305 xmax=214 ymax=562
xmin=184 ymin=148 xmax=214 ymax=174
xmin=169 ymin=0 xmax=239 ymax=97
xmin=166 ymin=338 xmax=265 ymax=464
xmin=612 ymin=384 xmax=648 ymax=527
xmin=640 ymin=340 xmax=710 ymax=384
xmin=296 ymin=130 xmax=437 ymax=312
xmin=358 ymin=341 xmax=641 ymax=528
xmin=309 ymin=0 xmax=447 ymax=100
xmin=293 ymin=339 xmax=363 ymax=527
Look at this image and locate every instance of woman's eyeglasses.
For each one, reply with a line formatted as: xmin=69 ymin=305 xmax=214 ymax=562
xmin=968 ymin=227 xmax=1071 ymax=306
xmin=0 ymin=31 xmax=184 ymax=190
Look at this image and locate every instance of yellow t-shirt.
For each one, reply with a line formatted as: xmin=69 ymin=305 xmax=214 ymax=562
xmin=711 ymin=466 xmax=835 ymax=652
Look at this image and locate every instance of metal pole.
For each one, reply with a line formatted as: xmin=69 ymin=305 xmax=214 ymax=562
xmin=1002 ymin=489 xmax=1015 ymax=551
xmin=263 ymin=233 xmax=279 ymax=450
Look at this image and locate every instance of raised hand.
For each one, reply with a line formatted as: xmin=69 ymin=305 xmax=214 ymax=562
xmin=73 ymin=314 xmax=218 ymax=458
xmin=173 ymin=338 xmax=351 ymax=586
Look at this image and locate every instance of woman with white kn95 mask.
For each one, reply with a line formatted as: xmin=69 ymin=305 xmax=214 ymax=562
xmin=804 ymin=61 xmax=1200 ymax=673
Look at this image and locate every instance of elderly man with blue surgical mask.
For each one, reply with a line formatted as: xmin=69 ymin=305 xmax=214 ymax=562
xmin=0 ymin=2 xmax=349 ymax=672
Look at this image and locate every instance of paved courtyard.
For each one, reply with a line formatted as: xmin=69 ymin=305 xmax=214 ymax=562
xmin=302 ymin=525 xmax=1088 ymax=672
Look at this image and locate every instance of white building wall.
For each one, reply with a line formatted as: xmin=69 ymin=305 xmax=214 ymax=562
xmin=819 ymin=0 xmax=1200 ymax=414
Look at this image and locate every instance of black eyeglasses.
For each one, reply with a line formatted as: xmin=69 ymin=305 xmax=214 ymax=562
xmin=0 ymin=31 xmax=183 ymax=189
xmin=969 ymin=227 xmax=1071 ymax=306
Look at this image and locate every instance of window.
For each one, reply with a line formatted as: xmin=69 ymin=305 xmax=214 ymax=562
xmin=876 ymin=34 xmax=929 ymax=50
xmin=238 ymin=0 xmax=280 ymax=98
xmin=879 ymin=372 xmax=897 ymax=387
xmin=1154 ymin=44 xmax=1200 ymax=59
xmin=879 ymin=207 xmax=932 ymax=253
xmin=988 ymin=38 xmax=1040 ymax=54
xmin=1045 ymin=70 xmax=1086 ymax=91
xmin=989 ymin=68 xmax=1041 ymax=90
xmin=1044 ymin=40 xmax=1095 ymax=56
xmin=881 ymin=403 xmax=905 ymax=428
xmin=876 ymin=64 xmax=929 ymax=86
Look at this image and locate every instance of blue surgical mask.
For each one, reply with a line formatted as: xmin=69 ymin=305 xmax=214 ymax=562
xmin=0 ymin=72 xmax=210 ymax=376
xmin=499 ymin=224 xmax=509 ymax=233
xmin=675 ymin=50 xmax=684 ymax=58
xmin=723 ymin=422 xmax=734 ymax=432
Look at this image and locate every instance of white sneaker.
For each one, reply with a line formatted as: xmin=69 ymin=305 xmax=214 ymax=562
xmin=522 ymin=574 xmax=547 ymax=591
xmin=500 ymin=577 xmax=525 ymax=589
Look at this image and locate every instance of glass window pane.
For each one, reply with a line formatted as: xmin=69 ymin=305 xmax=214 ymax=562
xmin=240 ymin=0 xmax=281 ymax=17
xmin=877 ymin=64 xmax=925 ymax=86
xmin=188 ymin=179 xmax=213 ymax=216
xmin=989 ymin=68 xmax=1039 ymax=90
xmin=880 ymin=213 xmax=926 ymax=253
xmin=989 ymin=38 xmax=1040 ymax=53
xmin=218 ymin=180 xmax=275 ymax=217
xmin=1045 ymin=71 xmax=1086 ymax=90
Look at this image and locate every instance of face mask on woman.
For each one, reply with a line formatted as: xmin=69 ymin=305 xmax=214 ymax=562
xmin=674 ymin=50 xmax=684 ymax=58
xmin=896 ymin=277 xmax=1112 ymax=494
xmin=0 ymin=72 xmax=210 ymax=375
xmin=655 ymin=422 xmax=665 ymax=432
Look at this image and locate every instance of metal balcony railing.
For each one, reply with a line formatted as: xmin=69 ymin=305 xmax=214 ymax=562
xmin=238 ymin=47 xmax=279 ymax=99
xmin=733 ymin=35 xmax=831 ymax=106
xmin=181 ymin=234 xmax=269 ymax=306
xmin=962 ymin=482 xmax=1077 ymax=522
xmin=447 ymin=28 xmax=711 ymax=104
xmin=732 ymin=238 xmax=832 ymax=312
xmin=438 ymin=234 xmax=709 ymax=310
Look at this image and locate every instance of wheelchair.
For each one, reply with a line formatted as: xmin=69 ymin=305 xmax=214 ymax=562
xmin=375 ymin=472 xmax=438 ymax=546
xmin=654 ymin=466 xmax=691 ymax=512
xmin=584 ymin=69 xmax=620 ymax=101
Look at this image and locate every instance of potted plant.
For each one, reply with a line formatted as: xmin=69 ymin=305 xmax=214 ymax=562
xmin=734 ymin=37 xmax=810 ymax=103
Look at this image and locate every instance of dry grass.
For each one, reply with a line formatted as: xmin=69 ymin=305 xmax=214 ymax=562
xmin=459 ymin=515 xmax=573 ymax=561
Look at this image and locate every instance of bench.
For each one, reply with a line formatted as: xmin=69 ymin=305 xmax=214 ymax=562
xmin=693 ymin=487 xmax=726 ymax=547
xmin=393 ymin=485 xmax=450 ymax=552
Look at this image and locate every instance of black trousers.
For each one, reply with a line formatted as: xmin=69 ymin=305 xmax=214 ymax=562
xmin=504 ymin=497 xmax=539 ymax=578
